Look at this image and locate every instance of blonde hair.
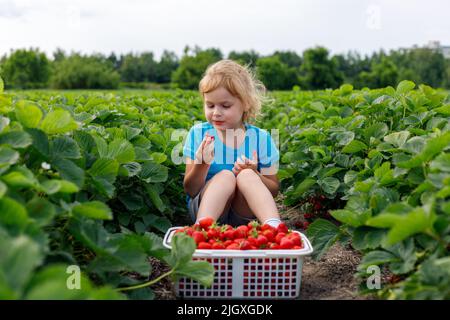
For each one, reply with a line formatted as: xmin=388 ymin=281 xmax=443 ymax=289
xmin=199 ymin=59 xmax=269 ymax=123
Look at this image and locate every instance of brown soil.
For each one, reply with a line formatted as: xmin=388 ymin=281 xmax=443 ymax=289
xmin=149 ymin=194 xmax=372 ymax=300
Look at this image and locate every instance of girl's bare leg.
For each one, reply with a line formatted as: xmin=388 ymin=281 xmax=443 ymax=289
xmin=196 ymin=170 xmax=236 ymax=222
xmin=232 ymin=168 xmax=280 ymax=223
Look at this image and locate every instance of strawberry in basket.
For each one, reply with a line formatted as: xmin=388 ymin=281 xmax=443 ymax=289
xmin=174 ymin=218 xmax=303 ymax=250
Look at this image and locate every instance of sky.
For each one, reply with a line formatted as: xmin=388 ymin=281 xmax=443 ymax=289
xmin=1 ymin=0 xmax=449 ymax=60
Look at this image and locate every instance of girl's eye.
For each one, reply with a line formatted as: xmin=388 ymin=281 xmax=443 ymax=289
xmin=206 ymin=105 xmax=213 ymax=108
xmin=223 ymin=105 xmax=231 ymax=108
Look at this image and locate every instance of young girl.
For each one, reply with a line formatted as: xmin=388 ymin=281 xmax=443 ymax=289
xmin=182 ymin=59 xmax=282 ymax=228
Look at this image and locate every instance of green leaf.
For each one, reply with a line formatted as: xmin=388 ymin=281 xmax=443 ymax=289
xmin=0 ymin=146 xmax=19 ymax=169
xmin=0 ymin=234 xmax=43 ymax=296
xmin=174 ymin=260 xmax=215 ymax=288
xmin=344 ymin=170 xmax=358 ymax=185
xmin=331 ymin=209 xmax=371 ymax=228
xmin=433 ymin=104 xmax=450 ymax=116
xmin=51 ymin=136 xmax=81 ymax=159
xmin=15 ymin=100 xmax=43 ymax=128
xmin=364 ymin=123 xmax=389 ymax=141
xmin=352 ymin=227 xmax=386 ymax=251
xmin=118 ymin=193 xmax=144 ymax=211
xmin=293 ymin=178 xmax=316 ymax=199
xmin=144 ymin=184 xmax=166 ymax=212
xmin=309 ymin=101 xmax=325 ymax=113
xmin=384 ymin=131 xmax=410 ymax=148
xmin=2 ymin=166 xmax=39 ymax=190
xmin=150 ymin=152 xmax=167 ymax=164
xmin=386 ymin=208 xmax=434 ymax=245
xmin=91 ymin=177 xmax=115 ymax=198
xmin=24 ymin=265 xmax=118 ymax=300
xmin=430 ymin=153 xmax=450 ymax=172
xmin=0 ymin=197 xmax=29 ymax=232
xmin=398 ymin=132 xmax=450 ymax=168
xmin=386 ymin=239 xmax=417 ymax=274
xmin=0 ymin=181 xmax=7 ymax=198
xmin=88 ymin=158 xmax=119 ymax=183
xmin=142 ymin=214 xmax=171 ymax=233
xmin=68 ymin=217 xmax=111 ymax=254
xmin=342 ymin=140 xmax=367 ymax=154
xmin=40 ymin=109 xmax=78 ymax=134
xmin=51 ymin=156 xmax=84 ymax=188
xmin=72 ymin=201 xmax=113 ymax=220
xmin=92 ymin=135 xmax=108 ymax=157
xmin=396 ymin=80 xmax=415 ymax=94
xmin=25 ymin=128 xmax=49 ymax=157
xmin=357 ymin=250 xmax=399 ymax=272
xmin=335 ymin=131 xmax=355 ymax=146
xmin=0 ymin=131 xmax=33 ymax=149
xmin=58 ymin=180 xmax=80 ymax=193
xmin=402 ymin=136 xmax=426 ymax=154
xmin=121 ymin=162 xmax=142 ymax=177
xmin=319 ymin=177 xmax=340 ymax=194
xmin=306 ymin=219 xmax=341 ymax=260
xmin=107 ymin=139 xmax=135 ymax=164
xmin=26 ymin=197 xmax=56 ymax=227
xmin=164 ymin=233 xmax=196 ymax=267
xmin=138 ymin=161 xmax=168 ymax=183
xmin=367 ymin=206 xmax=434 ymax=245
xmin=0 ymin=77 xmax=3 ymax=93
xmin=91 ymin=235 xmax=152 ymax=276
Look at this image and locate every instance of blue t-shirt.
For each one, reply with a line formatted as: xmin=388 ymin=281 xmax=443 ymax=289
xmin=183 ymin=121 xmax=280 ymax=207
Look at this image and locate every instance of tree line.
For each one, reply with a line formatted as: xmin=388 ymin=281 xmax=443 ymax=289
xmin=1 ymin=45 xmax=449 ymax=90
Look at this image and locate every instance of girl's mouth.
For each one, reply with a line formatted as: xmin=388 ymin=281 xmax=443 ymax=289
xmin=213 ymin=121 xmax=225 ymax=125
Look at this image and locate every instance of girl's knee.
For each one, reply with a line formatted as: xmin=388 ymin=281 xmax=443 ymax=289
xmin=216 ymin=170 xmax=236 ymax=184
xmin=211 ymin=170 xmax=236 ymax=194
xmin=236 ymin=168 xmax=259 ymax=185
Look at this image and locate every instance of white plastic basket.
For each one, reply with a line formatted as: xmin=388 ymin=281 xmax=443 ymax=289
xmin=163 ymin=227 xmax=313 ymax=299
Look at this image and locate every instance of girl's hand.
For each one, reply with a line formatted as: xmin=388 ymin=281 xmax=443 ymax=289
xmin=232 ymin=150 xmax=258 ymax=176
xmin=195 ymin=133 xmax=215 ymax=164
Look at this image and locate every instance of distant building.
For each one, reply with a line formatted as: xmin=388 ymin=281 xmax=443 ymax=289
xmin=425 ymin=41 xmax=450 ymax=59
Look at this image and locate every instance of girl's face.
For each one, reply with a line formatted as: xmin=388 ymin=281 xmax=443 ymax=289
xmin=203 ymin=86 xmax=246 ymax=131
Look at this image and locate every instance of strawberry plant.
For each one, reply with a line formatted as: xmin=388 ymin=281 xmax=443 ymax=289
xmin=261 ymin=81 xmax=450 ymax=299
xmin=0 ymin=85 xmax=214 ymax=299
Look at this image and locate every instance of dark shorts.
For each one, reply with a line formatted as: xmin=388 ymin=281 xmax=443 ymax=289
xmin=187 ymin=185 xmax=256 ymax=227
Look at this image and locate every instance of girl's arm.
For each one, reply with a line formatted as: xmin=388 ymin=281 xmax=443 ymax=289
xmin=257 ymin=172 xmax=280 ymax=198
xmin=183 ymin=157 xmax=210 ymax=198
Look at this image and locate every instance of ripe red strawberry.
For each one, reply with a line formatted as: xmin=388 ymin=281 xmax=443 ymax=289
xmin=198 ymin=242 xmax=212 ymax=249
xmin=276 ymin=223 xmax=289 ymax=234
xmin=287 ymin=233 xmax=302 ymax=246
xmin=237 ymin=239 xmax=252 ymax=250
xmin=280 ymin=238 xmax=294 ymax=249
xmin=256 ymin=235 xmax=268 ymax=247
xmin=275 ymin=232 xmax=286 ymax=244
xmin=207 ymin=227 xmax=219 ymax=239
xmin=223 ymin=240 xmax=233 ymax=247
xmin=223 ymin=229 xmax=236 ymax=240
xmin=262 ymin=229 xmax=275 ymax=242
xmin=235 ymin=225 xmax=248 ymax=238
xmin=226 ymin=243 xmax=240 ymax=250
xmin=198 ymin=217 xmax=214 ymax=230
xmin=261 ymin=224 xmax=275 ymax=232
xmin=269 ymin=243 xmax=280 ymax=250
xmin=192 ymin=231 xmax=206 ymax=244
xmin=211 ymin=242 xmax=225 ymax=249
